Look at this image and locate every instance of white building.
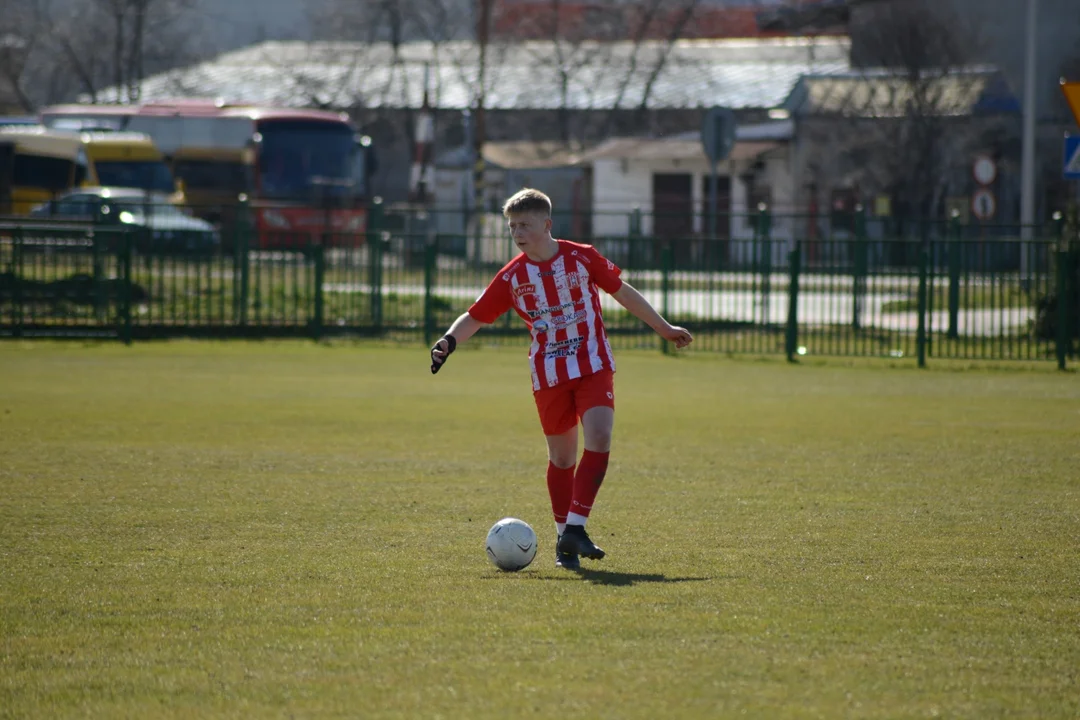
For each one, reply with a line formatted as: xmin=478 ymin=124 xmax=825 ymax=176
xmin=577 ymin=120 xmax=796 ymax=267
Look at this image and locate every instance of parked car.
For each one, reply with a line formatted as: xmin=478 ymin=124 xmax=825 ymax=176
xmin=30 ymin=187 xmax=220 ymax=254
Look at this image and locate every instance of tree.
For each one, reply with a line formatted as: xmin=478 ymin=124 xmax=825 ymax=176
xmin=0 ymin=0 xmax=48 ymax=112
xmin=2 ymin=0 xmax=206 ymax=109
xmin=298 ymin=0 xmax=477 ymax=198
xmin=302 ymin=0 xmax=712 ymax=145
xmin=308 ymin=0 xmax=474 ymax=44
xmin=269 ymin=0 xmax=740 ymax=206
xmin=818 ymin=0 xmax=994 ymax=223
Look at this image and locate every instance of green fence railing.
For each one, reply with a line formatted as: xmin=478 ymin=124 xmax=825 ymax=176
xmin=2 ymin=211 xmax=1077 ymax=368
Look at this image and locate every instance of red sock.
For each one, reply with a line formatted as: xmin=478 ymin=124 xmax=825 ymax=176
xmin=570 ymin=450 xmax=609 ymax=519
xmin=546 ymin=462 xmax=575 ymax=525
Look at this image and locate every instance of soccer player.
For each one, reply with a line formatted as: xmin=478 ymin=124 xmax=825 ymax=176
xmin=430 ymin=188 xmax=692 ymax=569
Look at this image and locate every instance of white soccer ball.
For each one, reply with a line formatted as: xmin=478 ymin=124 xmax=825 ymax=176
xmin=485 ymin=517 xmax=538 ymax=572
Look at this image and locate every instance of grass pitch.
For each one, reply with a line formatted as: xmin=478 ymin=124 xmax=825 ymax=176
xmin=1 ymin=341 xmax=1078 ymax=719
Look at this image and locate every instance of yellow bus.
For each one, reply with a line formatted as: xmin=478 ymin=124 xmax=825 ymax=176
xmin=0 ymin=126 xmax=183 ymax=215
xmin=168 ymin=145 xmax=252 ymax=225
xmin=41 ymin=104 xmax=253 ymax=223
xmin=0 ymin=126 xmax=87 ymax=215
xmin=78 ymin=131 xmax=184 ymax=201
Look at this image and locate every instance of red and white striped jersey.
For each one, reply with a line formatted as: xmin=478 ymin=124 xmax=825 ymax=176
xmin=468 ymin=240 xmax=624 ymax=391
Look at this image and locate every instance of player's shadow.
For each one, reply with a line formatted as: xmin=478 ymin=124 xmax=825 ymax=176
xmin=571 ymin=567 xmax=711 ymax=587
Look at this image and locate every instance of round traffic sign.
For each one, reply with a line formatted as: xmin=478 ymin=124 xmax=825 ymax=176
xmin=971 ymin=188 xmax=996 ymax=221
xmin=972 ymin=154 xmax=997 ymax=186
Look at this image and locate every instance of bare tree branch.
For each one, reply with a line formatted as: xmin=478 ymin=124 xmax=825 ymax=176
xmin=58 ymin=34 xmax=101 ymax=102
xmin=636 ymin=0 xmax=700 ymax=113
xmin=0 ymin=0 xmax=205 ymax=107
xmin=813 ymin=0 xmax=990 ymax=220
xmin=605 ymin=0 xmax=664 ymax=120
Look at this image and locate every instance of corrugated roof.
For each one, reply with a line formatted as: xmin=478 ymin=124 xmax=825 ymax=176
xmin=434 ymin=120 xmax=791 ymax=168
xmin=576 ymin=138 xmax=781 ymax=163
xmin=95 ymin=37 xmax=851 ymax=111
xmin=436 ymin=140 xmax=583 ymax=169
xmin=783 ymin=67 xmax=1019 ymax=117
xmin=483 ymin=141 xmax=583 ymax=169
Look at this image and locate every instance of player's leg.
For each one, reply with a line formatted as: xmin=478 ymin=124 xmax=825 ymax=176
xmin=569 ymin=370 xmax=615 ymax=525
xmin=558 ymin=371 xmax=614 ymax=560
xmin=568 ymin=404 xmax=613 ymax=527
xmin=544 ymin=424 xmax=578 ymax=533
xmin=545 ymin=426 xmax=582 ymax=569
xmin=580 ymin=405 xmax=614 ymax=452
xmin=535 ymin=381 xmax=581 ymax=569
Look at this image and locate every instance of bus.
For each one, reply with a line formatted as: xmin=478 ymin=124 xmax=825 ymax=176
xmin=79 ymin=130 xmax=180 ymax=198
xmin=0 ymin=126 xmax=183 ymax=215
xmin=0 ymin=126 xmax=86 ymax=215
xmin=40 ymin=100 xmax=374 ymax=248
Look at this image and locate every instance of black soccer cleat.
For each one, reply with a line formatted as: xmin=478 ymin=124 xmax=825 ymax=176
xmin=555 ymin=534 xmax=581 ymax=570
xmin=557 ymin=524 xmax=605 ymax=560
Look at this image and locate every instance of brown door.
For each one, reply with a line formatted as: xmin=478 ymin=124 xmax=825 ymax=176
xmin=653 ymin=173 xmax=692 ymax=238
xmin=700 ymin=174 xmax=731 ymax=239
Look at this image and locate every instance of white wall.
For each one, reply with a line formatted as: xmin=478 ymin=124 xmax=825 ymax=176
xmin=590 ymin=146 xmax=795 ymax=246
xmin=591 ymin=158 xmax=652 ymax=236
xmin=729 ymin=151 xmax=796 ymax=267
xmin=731 ymin=152 xmax=796 ymax=238
xmin=766 ymin=153 xmax=796 ymax=243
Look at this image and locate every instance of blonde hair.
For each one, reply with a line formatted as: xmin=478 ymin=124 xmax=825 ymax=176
xmin=502 ymin=188 xmax=552 ymax=218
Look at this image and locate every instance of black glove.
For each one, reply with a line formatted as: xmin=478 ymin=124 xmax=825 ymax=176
xmin=430 ymin=334 xmax=457 ymax=374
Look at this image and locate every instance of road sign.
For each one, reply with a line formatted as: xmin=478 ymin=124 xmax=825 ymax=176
xmin=1064 ymin=135 xmax=1080 ymax=179
xmin=1062 ymin=80 xmax=1080 ymax=127
xmin=702 ymin=106 xmax=737 ymax=239
xmin=972 ymin=154 xmax=996 ymax=186
xmin=971 ymin=188 xmax=996 ymax=221
xmin=701 ymin=106 xmax=737 ymax=164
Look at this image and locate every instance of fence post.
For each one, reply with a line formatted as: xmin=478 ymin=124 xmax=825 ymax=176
xmin=92 ymin=230 xmax=107 ymax=324
xmin=11 ymin=224 xmax=23 ymax=339
xmin=757 ymin=204 xmax=772 ymax=325
xmin=119 ymin=229 xmax=133 ymax=346
xmin=852 ymin=204 xmax=867 ymax=330
xmin=921 ymin=220 xmax=934 ymax=358
xmin=234 ymin=195 xmax=251 ymax=326
xmin=1056 ymin=249 xmax=1070 ymax=370
xmin=423 ymin=235 xmax=438 ymax=347
xmin=312 ymin=244 xmax=325 ymax=341
xmin=629 ymin=207 xmax=642 ymax=269
xmin=947 ymin=210 xmax=961 ymax=339
xmin=916 ymin=247 xmax=929 ymax=368
xmin=785 ymin=242 xmax=801 ymax=362
xmin=368 ymin=198 xmax=384 ymax=333
xmin=661 ymin=241 xmax=673 ymax=354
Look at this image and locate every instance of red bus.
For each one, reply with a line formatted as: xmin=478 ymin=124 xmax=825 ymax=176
xmin=40 ymin=100 xmax=374 ymax=248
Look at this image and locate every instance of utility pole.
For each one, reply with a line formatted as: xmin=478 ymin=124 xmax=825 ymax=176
xmin=410 ymin=63 xmax=434 ymax=204
xmin=474 ymin=0 xmax=492 ymax=218
xmin=1020 ymin=0 xmax=1038 ymax=255
xmin=465 ymin=0 xmax=493 ymax=265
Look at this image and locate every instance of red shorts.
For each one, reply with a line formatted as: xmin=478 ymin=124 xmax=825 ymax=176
xmin=533 ymin=370 xmax=615 ymax=436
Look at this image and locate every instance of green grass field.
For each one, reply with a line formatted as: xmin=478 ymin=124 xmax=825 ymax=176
xmin=1 ymin=342 xmax=1078 ymax=719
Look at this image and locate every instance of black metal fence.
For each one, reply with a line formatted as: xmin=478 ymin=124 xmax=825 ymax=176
xmin=2 ymin=205 xmax=1078 ymax=368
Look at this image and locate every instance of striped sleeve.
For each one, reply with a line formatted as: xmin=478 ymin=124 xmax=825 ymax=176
xmin=468 ymin=270 xmax=514 ymax=323
xmin=584 ymin=246 xmax=623 ymax=294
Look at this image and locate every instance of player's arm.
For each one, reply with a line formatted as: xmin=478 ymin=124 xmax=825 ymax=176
xmin=610 ymin=282 xmax=693 ymax=349
xmin=430 ymin=311 xmax=487 ymax=374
